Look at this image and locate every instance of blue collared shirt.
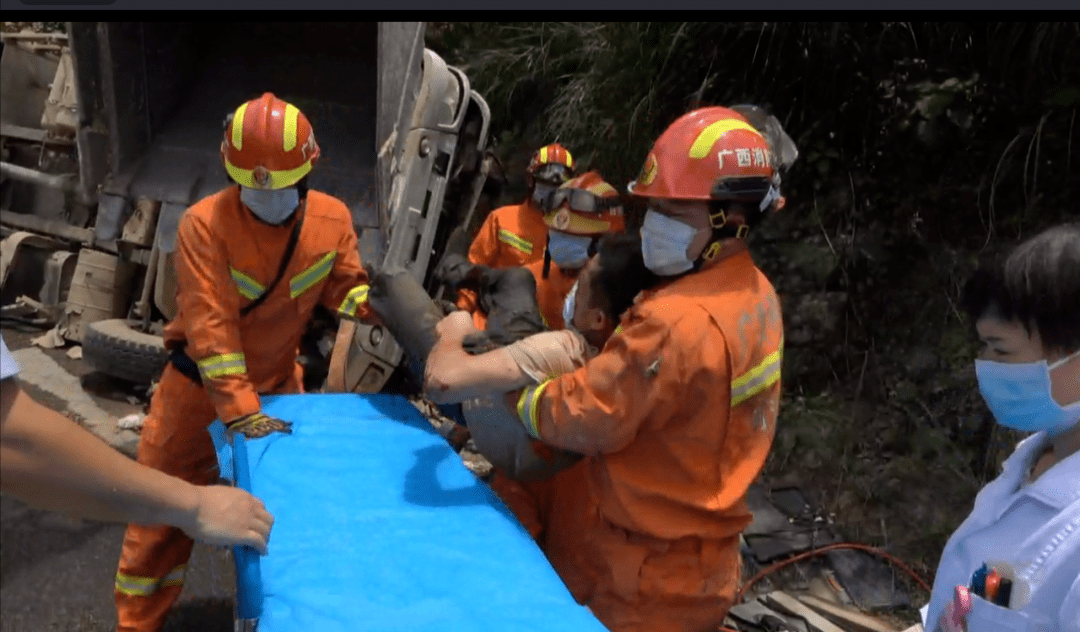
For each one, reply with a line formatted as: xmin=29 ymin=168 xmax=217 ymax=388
xmin=0 ymin=333 xmax=18 ymax=381
xmin=922 ymin=430 xmax=1080 ymax=632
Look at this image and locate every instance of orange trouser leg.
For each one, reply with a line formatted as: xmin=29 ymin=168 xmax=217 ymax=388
xmin=487 ymin=463 xmax=577 ymax=545
xmin=542 ymin=474 xmax=740 ymax=632
xmin=115 ymin=365 xmax=218 ymax=632
xmin=488 ymin=470 xmax=547 ymax=540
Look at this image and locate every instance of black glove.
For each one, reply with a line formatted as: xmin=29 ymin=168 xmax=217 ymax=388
xmin=434 ymin=254 xmax=488 ymax=292
xmin=435 ymin=299 xmax=459 ymax=316
xmin=226 ymin=412 xmax=293 ymax=439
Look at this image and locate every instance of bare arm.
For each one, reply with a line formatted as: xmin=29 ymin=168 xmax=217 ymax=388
xmin=0 ymin=379 xmax=273 ymax=553
xmin=424 ymin=311 xmax=529 ymax=404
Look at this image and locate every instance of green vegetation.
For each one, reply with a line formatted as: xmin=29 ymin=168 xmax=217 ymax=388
xmin=430 ymin=21 xmax=1079 ymax=587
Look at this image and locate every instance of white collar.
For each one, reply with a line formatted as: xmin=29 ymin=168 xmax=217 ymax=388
xmin=997 ymin=432 xmax=1080 ymax=512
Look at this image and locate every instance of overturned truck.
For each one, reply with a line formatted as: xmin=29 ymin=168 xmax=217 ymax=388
xmin=0 ymin=21 xmax=492 ymax=394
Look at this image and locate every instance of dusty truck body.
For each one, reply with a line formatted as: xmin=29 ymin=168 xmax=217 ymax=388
xmin=0 ymin=21 xmax=491 ymax=393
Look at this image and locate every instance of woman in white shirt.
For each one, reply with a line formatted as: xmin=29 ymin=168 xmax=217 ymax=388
xmin=922 ymin=222 xmax=1080 ymax=632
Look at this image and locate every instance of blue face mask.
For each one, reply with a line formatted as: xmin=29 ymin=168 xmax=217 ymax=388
xmin=547 ymin=231 xmax=592 ymax=270
xmin=975 ymin=349 xmax=1080 ymax=436
xmin=241 ymin=186 xmax=300 ymax=225
xmin=640 ymin=209 xmax=700 ymax=276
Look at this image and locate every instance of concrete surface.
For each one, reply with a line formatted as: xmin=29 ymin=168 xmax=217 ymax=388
xmin=0 ymin=324 xmax=144 ymax=457
xmin=1 ymin=495 xmax=237 ymax=632
xmin=1 ymin=323 xmax=236 ymax=631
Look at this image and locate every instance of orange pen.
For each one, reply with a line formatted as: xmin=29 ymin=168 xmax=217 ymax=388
xmin=985 ymin=569 xmax=1002 ymax=603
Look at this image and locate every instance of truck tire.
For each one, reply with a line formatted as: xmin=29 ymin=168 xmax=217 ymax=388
xmin=82 ymin=319 xmax=168 ymax=385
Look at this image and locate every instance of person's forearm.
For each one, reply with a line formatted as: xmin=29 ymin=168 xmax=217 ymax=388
xmin=0 ymin=383 xmax=200 ymax=529
xmin=426 ymin=342 xmax=530 ymax=404
xmin=425 ymin=333 xmax=475 ymax=403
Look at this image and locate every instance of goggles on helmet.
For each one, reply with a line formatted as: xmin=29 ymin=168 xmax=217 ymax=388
xmin=549 ymin=187 xmax=622 ymax=214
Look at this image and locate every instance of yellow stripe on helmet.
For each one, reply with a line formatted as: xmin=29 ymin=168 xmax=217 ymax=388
xmin=283 ymin=104 xmax=300 ymax=152
xmin=586 ymin=182 xmax=616 ymax=196
xmin=540 ymin=146 xmax=549 ymax=163
xmin=231 ymin=102 xmax=249 ymax=150
xmin=225 ymin=160 xmax=313 ymax=190
xmin=687 ymin=119 xmax=762 ymax=159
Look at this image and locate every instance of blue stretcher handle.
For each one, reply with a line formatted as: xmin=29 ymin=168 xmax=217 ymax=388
xmin=231 ymin=433 xmax=263 ymax=621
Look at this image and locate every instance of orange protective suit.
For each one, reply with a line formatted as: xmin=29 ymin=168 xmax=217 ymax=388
xmin=467 ymin=200 xmax=549 ymax=269
xmin=457 ymin=201 xmax=549 ymax=323
xmin=512 ymin=249 xmax=784 ymax=632
xmin=114 ymin=186 xmax=372 ymax=632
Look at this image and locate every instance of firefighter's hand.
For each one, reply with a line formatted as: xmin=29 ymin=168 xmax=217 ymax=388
xmin=225 ymin=412 xmax=293 ymax=439
xmin=182 ymin=485 xmax=274 ymax=555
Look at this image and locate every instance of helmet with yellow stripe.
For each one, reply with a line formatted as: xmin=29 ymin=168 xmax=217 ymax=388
xmin=527 ymin=143 xmax=575 ymax=185
xmin=543 ymin=171 xmax=625 ymax=236
xmin=221 ymin=93 xmax=320 ymax=191
xmin=628 ymin=106 xmax=776 ymax=207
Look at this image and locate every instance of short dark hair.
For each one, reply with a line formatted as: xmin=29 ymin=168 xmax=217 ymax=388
xmin=961 ymin=222 xmax=1080 ymax=352
xmin=591 ymin=232 xmax=661 ymax=321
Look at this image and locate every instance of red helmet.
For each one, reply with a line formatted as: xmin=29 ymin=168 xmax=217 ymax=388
xmin=543 ymin=171 xmax=625 ymax=236
xmin=628 ymin=106 xmax=775 ymax=204
xmin=527 ymin=143 xmax=575 ymax=184
xmin=221 ymin=93 xmax=320 ymax=190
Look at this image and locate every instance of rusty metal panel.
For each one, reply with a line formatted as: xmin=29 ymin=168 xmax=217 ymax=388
xmin=0 ymin=40 xmax=58 ymax=130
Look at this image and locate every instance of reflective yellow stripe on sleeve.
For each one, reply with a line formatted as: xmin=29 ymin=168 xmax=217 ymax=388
xmin=230 ymin=267 xmax=265 ymax=301
xmin=289 ymin=251 xmax=337 ymax=298
xmin=730 ymin=348 xmax=782 ymax=407
xmin=115 ymin=564 xmax=186 ymax=597
xmin=338 ymin=284 xmax=370 ymax=318
xmin=516 ymin=378 xmax=554 ymax=439
xmin=497 ymin=229 xmax=533 ymax=255
xmin=197 ymin=353 xmax=247 ymax=380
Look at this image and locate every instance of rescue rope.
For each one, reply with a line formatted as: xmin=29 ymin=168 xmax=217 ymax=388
xmin=736 ymin=542 xmax=932 ymax=602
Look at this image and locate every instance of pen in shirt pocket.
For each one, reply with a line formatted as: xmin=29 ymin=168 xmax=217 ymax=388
xmin=969 ymin=563 xmax=1014 ymax=608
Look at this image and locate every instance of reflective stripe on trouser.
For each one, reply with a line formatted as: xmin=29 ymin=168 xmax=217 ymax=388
xmin=115 ymin=364 xmax=218 ymax=632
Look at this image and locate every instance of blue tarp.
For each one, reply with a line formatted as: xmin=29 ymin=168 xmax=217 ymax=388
xmin=208 ymin=393 xmax=609 ymax=632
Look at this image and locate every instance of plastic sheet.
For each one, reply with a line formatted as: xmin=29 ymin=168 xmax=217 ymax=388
xmin=209 ymin=393 xmax=608 ymax=632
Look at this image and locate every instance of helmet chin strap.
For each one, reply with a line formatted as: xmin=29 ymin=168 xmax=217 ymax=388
xmin=686 ymin=204 xmax=752 ymax=273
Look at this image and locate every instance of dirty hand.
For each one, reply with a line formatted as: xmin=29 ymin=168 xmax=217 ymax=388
xmin=225 ymin=412 xmax=293 ymax=439
xmin=435 ymin=310 xmax=478 ymax=344
xmin=181 ymin=485 xmax=274 ymax=554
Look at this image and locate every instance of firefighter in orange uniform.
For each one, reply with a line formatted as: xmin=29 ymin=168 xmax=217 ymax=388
xmin=506 ymin=106 xmax=795 ymax=632
xmin=457 ymin=143 xmax=575 ymax=322
xmin=482 ymin=171 xmax=625 ymax=532
xmin=114 ymin=93 xmax=377 ymax=632
xmin=524 ymin=171 xmax=626 ymax=330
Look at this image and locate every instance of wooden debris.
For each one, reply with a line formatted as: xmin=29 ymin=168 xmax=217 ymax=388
xmin=795 ymin=594 xmax=900 ymax=632
xmin=764 ymin=591 xmax=848 ymax=632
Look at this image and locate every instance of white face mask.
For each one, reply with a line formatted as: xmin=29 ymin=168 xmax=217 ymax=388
xmin=562 ymin=279 xmax=580 ymax=331
xmin=547 ymin=231 xmax=592 ymax=270
xmin=640 ymin=208 xmax=700 ymax=276
xmin=241 ymin=186 xmax=300 ymax=225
